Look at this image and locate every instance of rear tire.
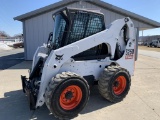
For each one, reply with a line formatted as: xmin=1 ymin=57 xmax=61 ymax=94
xmin=98 ymin=66 xmax=131 ymax=102
xmin=45 ymin=72 xmax=90 ymax=119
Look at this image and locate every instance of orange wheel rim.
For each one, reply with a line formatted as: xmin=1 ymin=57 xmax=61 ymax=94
xmin=113 ymin=76 xmax=126 ymax=95
xmin=59 ymin=85 xmax=82 ymax=110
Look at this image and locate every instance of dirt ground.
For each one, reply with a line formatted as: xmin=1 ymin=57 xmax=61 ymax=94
xmin=139 ymin=46 xmax=160 ymax=52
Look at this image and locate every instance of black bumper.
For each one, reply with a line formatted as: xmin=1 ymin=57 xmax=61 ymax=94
xmin=21 ymin=75 xmax=36 ymax=110
xmin=21 ymin=75 xmax=27 ymax=93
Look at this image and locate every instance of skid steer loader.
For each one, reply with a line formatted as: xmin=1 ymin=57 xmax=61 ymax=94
xmin=21 ymin=7 xmax=137 ymax=119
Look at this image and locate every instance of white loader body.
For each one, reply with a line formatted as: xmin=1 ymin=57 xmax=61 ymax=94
xmin=32 ymin=17 xmax=136 ymax=107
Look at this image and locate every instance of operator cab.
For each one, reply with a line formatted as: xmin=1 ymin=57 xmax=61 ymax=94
xmin=48 ymin=7 xmax=109 ymax=60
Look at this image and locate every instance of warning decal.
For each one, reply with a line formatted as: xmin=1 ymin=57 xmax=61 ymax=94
xmin=125 ymin=49 xmax=134 ymax=59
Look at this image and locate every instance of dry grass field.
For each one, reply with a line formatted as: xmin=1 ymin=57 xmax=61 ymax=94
xmin=139 ymin=46 xmax=160 ymax=52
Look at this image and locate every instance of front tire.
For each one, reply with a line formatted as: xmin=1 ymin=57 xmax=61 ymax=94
xmin=98 ymin=66 xmax=131 ymax=102
xmin=45 ymin=72 xmax=90 ymax=119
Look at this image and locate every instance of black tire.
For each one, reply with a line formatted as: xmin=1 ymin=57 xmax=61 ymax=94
xmin=98 ymin=66 xmax=131 ymax=102
xmin=45 ymin=72 xmax=90 ymax=119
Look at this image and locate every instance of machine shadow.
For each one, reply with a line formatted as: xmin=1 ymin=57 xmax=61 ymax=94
xmin=0 ymin=86 xmax=113 ymax=120
xmin=80 ymin=85 xmax=113 ymax=114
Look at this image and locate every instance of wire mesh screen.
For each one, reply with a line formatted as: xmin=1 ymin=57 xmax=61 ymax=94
xmin=68 ymin=12 xmax=104 ymax=44
xmin=85 ymin=14 xmax=103 ymax=37
xmin=69 ymin=12 xmax=88 ymax=44
xmin=56 ymin=19 xmax=66 ymax=44
xmin=68 ymin=11 xmax=106 ymax=59
xmin=53 ymin=14 xmax=67 ymax=49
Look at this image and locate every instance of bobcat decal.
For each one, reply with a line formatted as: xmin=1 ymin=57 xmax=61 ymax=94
xmin=55 ymin=54 xmax=64 ymax=62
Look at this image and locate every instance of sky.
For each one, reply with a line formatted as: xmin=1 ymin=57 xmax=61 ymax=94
xmin=0 ymin=0 xmax=160 ymax=36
